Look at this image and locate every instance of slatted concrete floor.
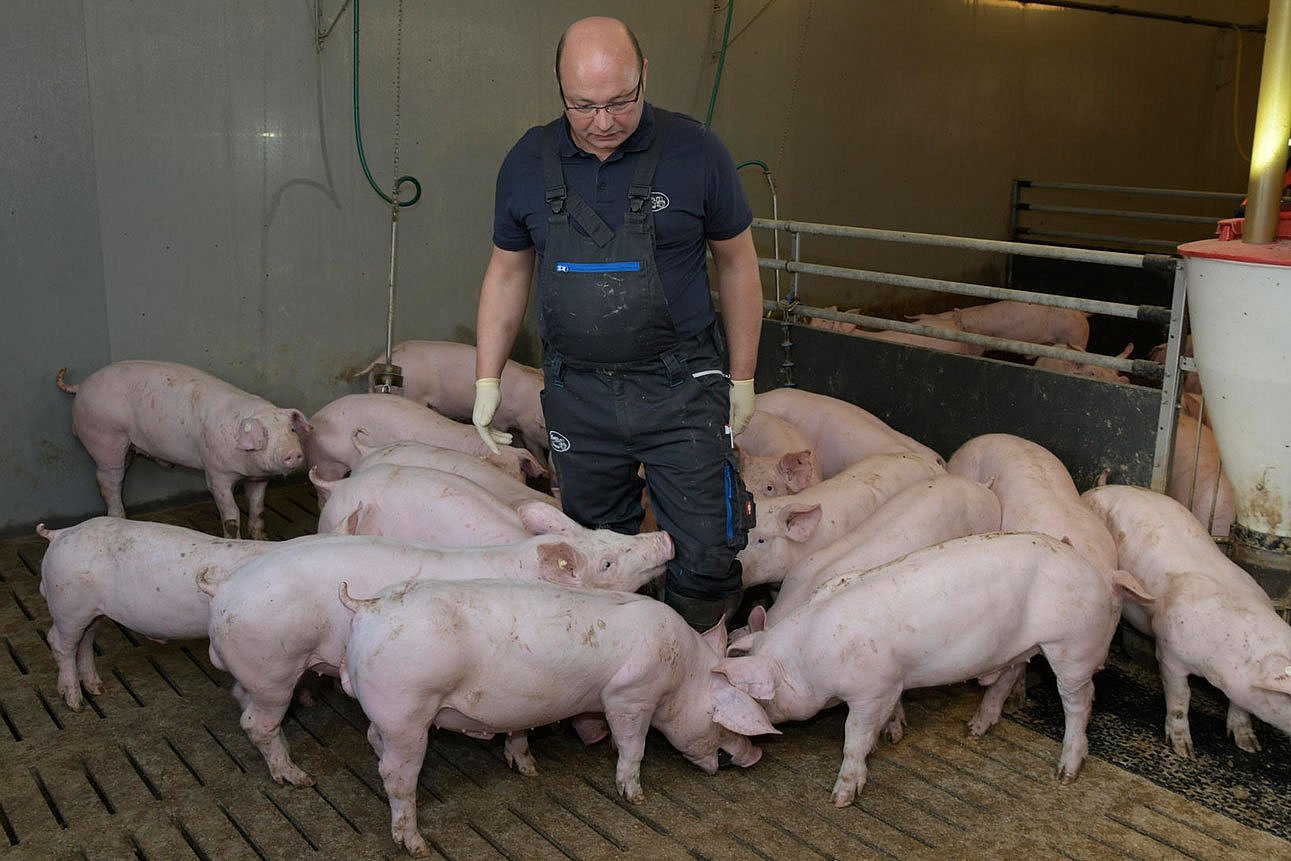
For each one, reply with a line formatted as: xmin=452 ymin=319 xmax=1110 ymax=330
xmin=2 ymin=481 xmax=1289 ymax=860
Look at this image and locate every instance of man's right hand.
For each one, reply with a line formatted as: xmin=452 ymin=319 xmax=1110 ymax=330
xmin=472 ymin=378 xmax=513 ymax=455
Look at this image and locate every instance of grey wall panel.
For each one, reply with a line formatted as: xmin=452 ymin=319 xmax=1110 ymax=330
xmin=2 ymin=1 xmax=116 ymax=532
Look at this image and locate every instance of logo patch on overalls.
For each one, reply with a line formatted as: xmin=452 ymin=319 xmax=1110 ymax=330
xmin=549 ymin=431 xmax=571 ymax=453
xmin=650 ymin=191 xmax=670 ymax=212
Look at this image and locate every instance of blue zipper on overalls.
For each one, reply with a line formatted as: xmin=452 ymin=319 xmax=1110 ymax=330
xmin=724 ymin=463 xmax=735 ymax=542
xmin=554 ymin=261 xmax=642 ymax=273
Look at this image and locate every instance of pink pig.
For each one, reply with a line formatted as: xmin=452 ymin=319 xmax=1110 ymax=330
xmin=734 ymin=410 xmax=822 ymax=496
xmin=36 ymin=517 xmax=312 ymax=709
xmin=716 ymin=532 xmax=1149 ymax=807
xmin=766 ymin=474 xmax=1002 ymax=626
xmin=755 ymin=388 xmax=944 ymax=477
xmin=355 ymin=340 xmax=547 ymax=458
xmin=332 ymin=434 xmax=555 ymax=510
xmin=1167 ymin=413 xmax=1235 ymax=537
xmin=338 ymin=577 xmax=777 ymax=857
xmin=738 ymin=451 xmax=944 ymax=586
xmin=911 ymin=300 xmax=1090 ymax=351
xmin=948 ymin=433 xmax=1117 ymax=574
xmin=304 ymin=393 xmax=544 ymax=482
xmin=56 ymin=361 xmax=310 ymax=539
xmin=202 ymin=525 xmax=675 ymax=785
xmin=313 ymin=463 xmax=531 ymax=545
xmin=1083 ymin=484 xmax=1291 ymax=756
xmin=1034 ymin=343 xmax=1133 ymax=383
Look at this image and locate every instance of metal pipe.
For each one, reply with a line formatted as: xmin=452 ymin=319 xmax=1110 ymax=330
xmin=1014 ymin=228 xmax=1184 ymax=251
xmin=1244 ymin=0 xmax=1291 ymax=244
xmin=1014 ymin=0 xmax=1265 ymax=32
xmin=754 ymin=256 xmax=1172 ymax=322
xmin=1020 ymin=180 xmax=1245 ymax=202
xmin=751 ymin=218 xmax=1156 ymax=269
xmin=1018 ymin=203 xmax=1220 ymax=225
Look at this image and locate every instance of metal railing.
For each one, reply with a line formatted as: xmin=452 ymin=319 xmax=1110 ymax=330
xmin=747 ymin=217 xmax=1189 ymax=492
xmin=1008 ymin=180 xmax=1244 ymax=255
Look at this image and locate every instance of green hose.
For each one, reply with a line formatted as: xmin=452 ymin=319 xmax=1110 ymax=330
xmin=704 ymin=0 xmax=736 ymax=126
xmin=352 ymin=0 xmax=421 ymax=206
xmin=736 ymin=159 xmax=769 ymax=172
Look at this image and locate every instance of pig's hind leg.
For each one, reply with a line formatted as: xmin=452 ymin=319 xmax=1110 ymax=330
xmin=238 ymin=684 xmax=314 ymax=786
xmin=504 ymin=731 xmax=539 ymax=776
xmin=1045 ymin=646 xmax=1096 ymax=782
xmin=968 ymin=659 xmax=1031 ymax=738
xmin=74 ymin=618 xmax=105 ymax=696
xmin=833 ymin=686 xmax=903 ymax=807
xmin=369 ymin=719 xmax=433 ymax=857
xmin=46 ymin=615 xmax=96 ymax=710
xmin=1159 ymin=654 xmax=1196 ymax=757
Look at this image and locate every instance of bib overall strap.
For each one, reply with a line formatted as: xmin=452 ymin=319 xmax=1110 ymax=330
xmin=541 ymin=119 xmax=615 ymax=247
xmin=625 ymin=108 xmax=672 ymax=222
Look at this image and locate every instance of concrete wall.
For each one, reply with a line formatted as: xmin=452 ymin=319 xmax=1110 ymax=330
xmin=0 ymin=0 xmax=1271 ymax=534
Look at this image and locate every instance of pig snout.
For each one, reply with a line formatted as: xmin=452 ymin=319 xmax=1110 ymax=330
xmin=280 ymin=447 xmax=305 ymax=472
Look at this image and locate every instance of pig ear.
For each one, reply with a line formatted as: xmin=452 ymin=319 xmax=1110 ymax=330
xmin=285 ymin=408 xmax=313 ymax=435
xmin=517 ymin=501 xmax=575 ymax=535
xmin=747 ymin=605 xmax=767 ymax=633
xmin=1117 ymin=342 xmax=1134 ymax=360
xmin=699 ymin=617 xmax=729 ymax=655
xmin=779 ymin=451 xmax=817 ymax=493
xmin=518 ymin=450 xmax=549 ymax=478
xmin=351 ymin=427 xmax=375 ymax=456
xmin=779 ymin=503 xmax=823 ymax=543
xmin=237 ymin=417 xmax=268 ymax=451
xmin=710 ymin=680 xmax=781 ymax=736
xmin=535 ymin=541 xmax=582 ymax=586
xmin=1254 ymin=660 xmax=1291 ymax=696
xmin=1112 ymin=570 xmax=1154 ymax=604
xmin=713 ymin=656 xmax=777 ymax=701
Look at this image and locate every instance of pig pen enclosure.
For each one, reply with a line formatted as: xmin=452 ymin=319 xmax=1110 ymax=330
xmin=2 ymin=223 xmax=1290 ymax=860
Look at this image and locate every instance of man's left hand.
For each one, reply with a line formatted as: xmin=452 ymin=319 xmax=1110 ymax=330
xmin=729 ymin=378 xmax=756 ymax=436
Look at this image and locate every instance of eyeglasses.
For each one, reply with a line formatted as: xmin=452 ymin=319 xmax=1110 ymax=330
xmin=560 ymin=76 xmax=642 ymax=117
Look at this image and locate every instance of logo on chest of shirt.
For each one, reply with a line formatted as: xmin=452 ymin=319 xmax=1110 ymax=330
xmin=649 ymin=191 xmax=670 ymax=213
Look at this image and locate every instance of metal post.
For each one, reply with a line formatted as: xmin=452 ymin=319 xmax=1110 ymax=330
xmin=1150 ymin=262 xmax=1188 ymax=492
xmin=1244 ymin=0 xmax=1291 ymax=244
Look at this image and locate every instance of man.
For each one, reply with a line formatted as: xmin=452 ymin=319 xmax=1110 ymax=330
xmin=472 ymin=16 xmax=763 ymax=632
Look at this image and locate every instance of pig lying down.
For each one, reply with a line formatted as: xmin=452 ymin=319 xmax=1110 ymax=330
xmin=716 ymin=532 xmax=1150 ymax=807
xmin=338 ymin=578 xmax=776 ymax=857
xmin=1083 ymin=484 xmax=1291 ymax=756
xmin=203 ymin=520 xmax=674 ymax=785
xmin=57 ymin=361 xmax=311 ymax=539
xmin=304 ymin=393 xmax=543 ymax=483
xmin=37 ymin=517 xmax=307 ymax=709
xmin=754 ymin=387 xmax=944 ymax=477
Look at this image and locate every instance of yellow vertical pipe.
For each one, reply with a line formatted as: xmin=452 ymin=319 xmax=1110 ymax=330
xmin=1245 ymin=0 xmax=1291 ymax=244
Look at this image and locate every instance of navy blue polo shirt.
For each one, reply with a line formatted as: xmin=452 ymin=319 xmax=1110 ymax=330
xmin=492 ymin=104 xmax=753 ymax=339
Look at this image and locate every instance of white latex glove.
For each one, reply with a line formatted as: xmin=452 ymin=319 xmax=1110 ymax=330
xmin=729 ymin=378 xmax=756 ymax=436
xmin=472 ymin=378 xmax=513 ymax=455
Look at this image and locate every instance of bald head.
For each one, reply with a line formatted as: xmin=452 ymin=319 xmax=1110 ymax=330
xmin=556 ymin=17 xmax=643 ymax=85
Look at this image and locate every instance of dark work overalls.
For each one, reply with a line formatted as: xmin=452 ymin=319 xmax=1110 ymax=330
xmin=536 ymin=109 xmax=754 ymax=629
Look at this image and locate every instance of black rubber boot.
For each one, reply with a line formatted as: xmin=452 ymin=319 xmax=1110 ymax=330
xmin=664 ymin=589 xmax=728 ymax=632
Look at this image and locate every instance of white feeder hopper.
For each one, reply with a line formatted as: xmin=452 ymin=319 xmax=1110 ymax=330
xmin=1178 ymin=0 xmax=1291 ymax=604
